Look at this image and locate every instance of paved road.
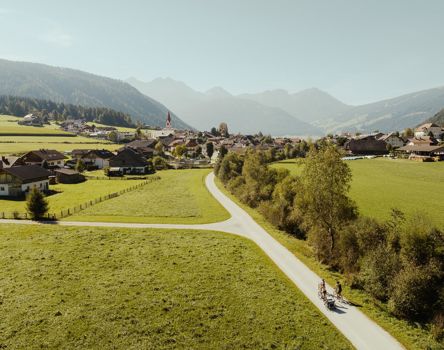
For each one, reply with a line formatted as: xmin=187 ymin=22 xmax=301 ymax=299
xmin=1 ymin=173 xmax=404 ymax=350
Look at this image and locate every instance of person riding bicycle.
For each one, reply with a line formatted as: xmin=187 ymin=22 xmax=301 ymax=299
xmin=335 ymin=281 xmax=342 ymax=299
xmin=319 ymin=279 xmax=327 ymax=301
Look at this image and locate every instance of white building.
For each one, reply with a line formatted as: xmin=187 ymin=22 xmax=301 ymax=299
xmin=414 ymin=123 xmax=443 ymax=139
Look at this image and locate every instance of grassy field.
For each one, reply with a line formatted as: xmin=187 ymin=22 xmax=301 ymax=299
xmin=69 ymin=169 xmax=230 ymax=224
xmin=0 ymin=178 xmax=148 ymax=217
xmin=0 ymin=115 xmax=69 ymax=135
xmin=215 ymin=177 xmax=443 ymax=350
xmin=273 ymin=158 xmax=444 ymax=228
xmin=0 ymin=224 xmax=352 ymax=349
xmin=0 ymin=115 xmax=118 ymax=154
xmin=86 ymin=121 xmax=136 ymax=132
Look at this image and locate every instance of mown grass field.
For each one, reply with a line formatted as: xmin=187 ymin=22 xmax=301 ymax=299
xmin=215 ymin=177 xmax=443 ymax=350
xmin=0 ymin=115 xmax=118 ymax=154
xmin=86 ymin=121 xmax=136 ymax=132
xmin=0 ymin=178 xmax=148 ymax=217
xmin=0 ymin=115 xmax=69 ymax=135
xmin=69 ymin=169 xmax=230 ymax=224
xmin=273 ymin=158 xmax=444 ymax=228
xmin=0 ymin=225 xmax=352 ymax=349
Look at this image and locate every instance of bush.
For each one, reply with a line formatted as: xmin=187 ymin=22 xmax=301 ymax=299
xmin=388 ymin=263 xmax=441 ymax=321
xmin=153 ymin=156 xmax=169 ymax=170
xmin=26 ymin=187 xmax=49 ymax=220
xmin=359 ymin=244 xmax=400 ymax=301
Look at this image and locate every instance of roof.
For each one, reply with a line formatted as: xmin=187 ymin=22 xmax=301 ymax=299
xmin=126 ymin=139 xmax=157 ymax=149
xmin=26 ymin=149 xmax=65 ymax=161
xmin=83 ymin=149 xmax=115 ymax=159
xmin=416 ymin=123 xmax=440 ymax=130
xmin=109 ymin=148 xmax=148 ymax=168
xmin=54 ymin=168 xmax=81 ymax=175
xmin=3 ymin=165 xmax=51 ymax=181
xmin=398 ymin=145 xmax=444 ymax=152
xmin=0 ymin=156 xmax=22 ymax=168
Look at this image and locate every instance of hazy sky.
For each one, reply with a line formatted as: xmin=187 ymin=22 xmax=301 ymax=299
xmin=1 ymin=0 xmax=443 ymax=105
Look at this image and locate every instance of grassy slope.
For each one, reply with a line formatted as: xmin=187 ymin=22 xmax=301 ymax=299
xmin=0 ymin=225 xmax=352 ymax=350
xmin=0 ymin=179 xmax=147 ymax=216
xmin=273 ymin=158 xmax=444 ymax=228
xmin=69 ymin=169 xmax=230 ymax=224
xmin=215 ymin=177 xmax=443 ymax=350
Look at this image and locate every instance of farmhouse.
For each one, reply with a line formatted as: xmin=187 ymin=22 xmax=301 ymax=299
xmin=345 ymin=135 xmax=388 ymax=155
xmin=81 ymin=149 xmax=115 ymax=169
xmin=414 ymin=123 xmax=443 ymax=139
xmin=397 ymin=144 xmax=444 ymax=161
xmin=123 ymin=139 xmax=157 ymax=157
xmin=378 ymin=133 xmax=405 ymax=149
xmin=108 ymin=148 xmax=149 ymax=174
xmin=20 ymin=149 xmax=65 ymax=168
xmin=0 ymin=165 xmax=50 ymax=197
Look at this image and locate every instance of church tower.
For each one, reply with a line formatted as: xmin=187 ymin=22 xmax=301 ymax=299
xmin=166 ymin=111 xmax=172 ymax=129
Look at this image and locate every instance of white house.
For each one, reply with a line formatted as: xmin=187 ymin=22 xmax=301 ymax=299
xmin=414 ymin=123 xmax=443 ymax=139
xmin=0 ymin=165 xmax=51 ymax=197
xmin=378 ymin=133 xmax=405 ymax=149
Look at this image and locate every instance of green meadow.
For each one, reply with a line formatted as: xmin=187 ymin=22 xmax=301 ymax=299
xmin=0 ymin=179 xmax=147 ymax=218
xmin=0 ymin=225 xmax=352 ymax=350
xmin=69 ymin=169 xmax=230 ymax=224
xmin=273 ymin=158 xmax=444 ymax=228
xmin=0 ymin=115 xmax=118 ymax=154
xmin=215 ymin=177 xmax=444 ymax=350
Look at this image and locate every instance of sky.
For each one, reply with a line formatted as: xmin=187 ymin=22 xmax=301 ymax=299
xmin=1 ymin=0 xmax=443 ymax=105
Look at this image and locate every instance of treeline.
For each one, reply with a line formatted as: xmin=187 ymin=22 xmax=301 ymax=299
xmin=215 ymin=145 xmax=444 ymax=339
xmin=0 ymin=95 xmax=135 ymax=127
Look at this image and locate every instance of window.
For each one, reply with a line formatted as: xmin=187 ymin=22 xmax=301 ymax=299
xmin=0 ymin=186 xmax=4 ymax=191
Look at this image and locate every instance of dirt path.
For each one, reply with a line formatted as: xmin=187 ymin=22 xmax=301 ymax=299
xmin=0 ymin=172 xmax=404 ymax=350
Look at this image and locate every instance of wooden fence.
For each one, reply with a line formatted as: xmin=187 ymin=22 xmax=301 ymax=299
xmin=0 ymin=176 xmax=160 ymax=220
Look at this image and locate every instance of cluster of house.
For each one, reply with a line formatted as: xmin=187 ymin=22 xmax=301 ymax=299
xmin=0 ymin=145 xmax=159 ymax=198
xmin=341 ymin=123 xmax=444 ymax=161
xmin=17 ymin=114 xmax=46 ymax=127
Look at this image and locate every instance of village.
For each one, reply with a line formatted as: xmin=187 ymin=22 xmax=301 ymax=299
xmin=1 ymin=110 xmax=443 ymax=199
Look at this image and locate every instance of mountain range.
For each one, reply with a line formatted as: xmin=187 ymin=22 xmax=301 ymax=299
xmin=0 ymin=59 xmax=191 ymax=129
xmin=128 ymin=77 xmax=444 ymax=135
xmin=127 ymin=77 xmax=322 ymax=136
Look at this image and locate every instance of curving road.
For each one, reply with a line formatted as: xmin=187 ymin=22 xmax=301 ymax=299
xmin=0 ymin=173 xmax=404 ymax=350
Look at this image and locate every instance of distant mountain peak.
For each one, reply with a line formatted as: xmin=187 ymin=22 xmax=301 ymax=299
xmin=205 ymin=86 xmax=232 ymax=98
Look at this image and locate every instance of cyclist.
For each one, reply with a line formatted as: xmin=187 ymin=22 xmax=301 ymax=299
xmin=335 ymin=281 xmax=342 ymax=299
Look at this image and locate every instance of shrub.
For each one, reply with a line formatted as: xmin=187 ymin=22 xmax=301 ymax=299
xmin=388 ymin=263 xmax=441 ymax=321
xmin=153 ymin=156 xmax=169 ymax=170
xmin=359 ymin=244 xmax=400 ymax=301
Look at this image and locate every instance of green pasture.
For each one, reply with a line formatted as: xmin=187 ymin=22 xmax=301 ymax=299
xmin=69 ymin=169 xmax=230 ymax=224
xmin=0 ymin=225 xmax=352 ymax=349
xmin=86 ymin=121 xmax=136 ymax=132
xmin=215 ymin=177 xmax=444 ymax=350
xmin=273 ymin=158 xmax=444 ymax=228
xmin=0 ymin=178 xmax=147 ymax=217
xmin=0 ymin=115 xmax=69 ymax=135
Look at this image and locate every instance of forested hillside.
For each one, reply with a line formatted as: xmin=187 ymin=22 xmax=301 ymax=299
xmin=0 ymin=59 xmax=191 ymax=129
xmin=0 ymin=95 xmax=135 ymax=127
xmin=424 ymin=108 xmax=444 ymax=126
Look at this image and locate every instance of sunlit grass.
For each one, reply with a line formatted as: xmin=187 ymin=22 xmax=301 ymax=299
xmin=0 ymin=224 xmax=352 ymax=349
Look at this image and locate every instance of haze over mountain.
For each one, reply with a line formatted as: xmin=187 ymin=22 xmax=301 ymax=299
xmin=324 ymin=86 xmax=444 ymax=134
xmin=240 ymin=88 xmax=351 ymax=123
xmin=127 ymin=77 xmax=322 ymax=136
xmin=0 ymin=59 xmax=191 ymax=129
xmin=129 ymin=77 xmax=444 ymax=135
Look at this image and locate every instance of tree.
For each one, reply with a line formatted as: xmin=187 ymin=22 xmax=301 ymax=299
xmin=403 ymin=128 xmax=414 ymax=138
xmin=108 ymin=131 xmax=118 ymax=143
xmin=173 ymin=144 xmax=187 ymax=158
xmin=26 ymin=187 xmax=49 ymax=220
xmin=75 ymin=159 xmax=86 ymax=173
xmin=219 ymin=145 xmax=228 ymax=159
xmin=295 ymin=144 xmax=357 ymax=262
xmin=210 ymin=127 xmax=219 ymax=136
xmin=206 ymin=142 xmax=214 ymax=158
xmin=155 ymin=141 xmax=164 ymax=156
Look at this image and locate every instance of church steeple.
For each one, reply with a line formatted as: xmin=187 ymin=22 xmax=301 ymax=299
xmin=166 ymin=111 xmax=172 ymax=129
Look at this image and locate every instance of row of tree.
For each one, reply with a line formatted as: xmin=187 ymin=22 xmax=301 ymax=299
xmin=215 ymin=145 xmax=443 ymax=339
xmin=0 ymin=95 xmax=135 ymax=127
